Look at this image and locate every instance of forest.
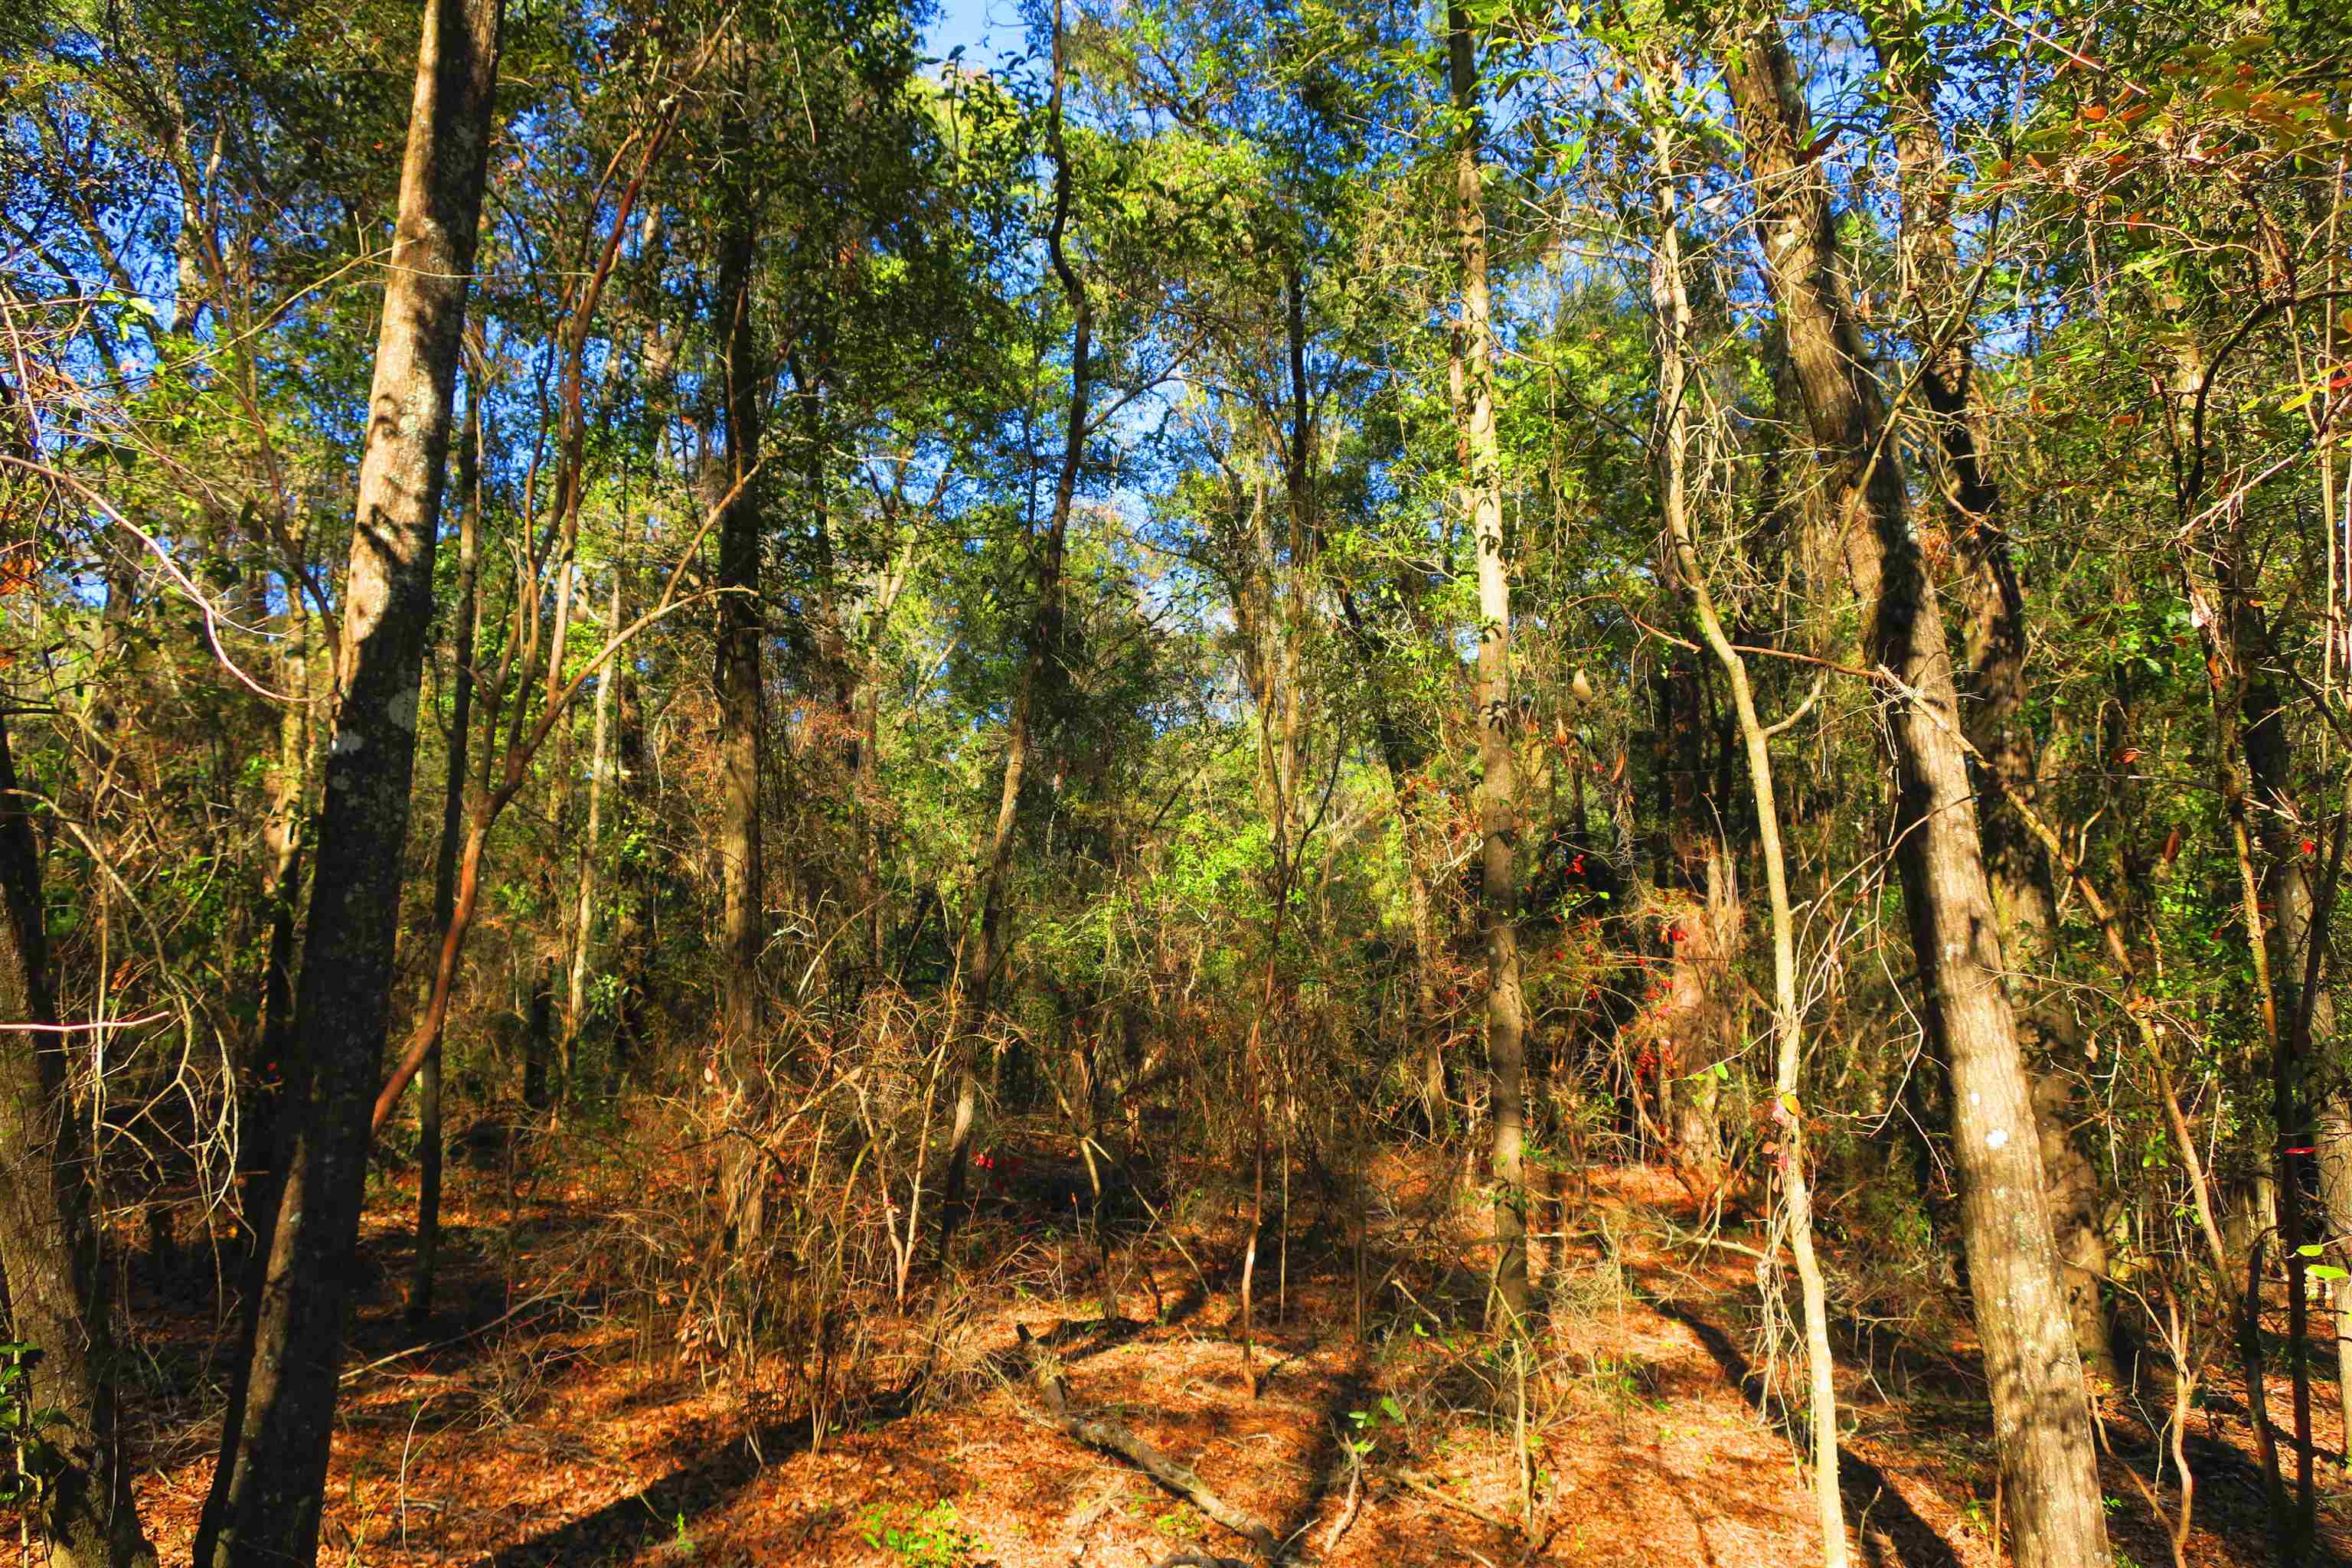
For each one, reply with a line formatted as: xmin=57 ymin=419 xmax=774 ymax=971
xmin=3 ymin=0 xmax=2352 ymax=1562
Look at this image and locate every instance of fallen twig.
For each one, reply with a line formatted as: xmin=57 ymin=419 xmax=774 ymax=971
xmin=1393 ymin=1467 xmax=1520 ymax=1534
xmin=337 ymin=1288 xmax=569 ymax=1386
xmin=1320 ymin=1444 xmax=1363 ymax=1557
xmin=1019 ymin=1323 xmax=1279 ymax=1559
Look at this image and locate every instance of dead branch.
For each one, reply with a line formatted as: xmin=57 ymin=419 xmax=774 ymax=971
xmin=1018 ymin=1322 xmax=1278 ymax=1560
xmin=1392 ymin=1467 xmax=1520 ymax=1534
xmin=1320 ymin=1444 xmax=1363 ymax=1557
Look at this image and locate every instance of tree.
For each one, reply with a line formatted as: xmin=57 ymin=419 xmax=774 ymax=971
xmin=192 ymin=0 xmax=505 ymax=1557
xmin=1720 ymin=17 xmax=2109 ymax=1566
xmin=0 ymin=706 xmax=154 ymax=1568
xmin=1446 ymin=0 xmax=1530 ymax=1338
xmin=942 ymin=0 xmax=1092 ymax=1252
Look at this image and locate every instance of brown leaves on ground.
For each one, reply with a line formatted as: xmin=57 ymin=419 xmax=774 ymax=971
xmin=64 ymin=1156 xmax=2352 ymax=1567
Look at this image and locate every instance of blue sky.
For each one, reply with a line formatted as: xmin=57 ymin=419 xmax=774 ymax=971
xmin=926 ymin=0 xmax=1026 ymax=66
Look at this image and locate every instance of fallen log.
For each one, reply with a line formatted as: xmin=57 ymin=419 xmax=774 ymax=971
xmin=1018 ymin=1323 xmax=1279 ymax=1560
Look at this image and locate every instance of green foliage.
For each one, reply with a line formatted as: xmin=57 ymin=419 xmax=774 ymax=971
xmin=856 ymin=1499 xmax=988 ymax=1568
xmin=0 ymin=1343 xmax=67 ymax=1510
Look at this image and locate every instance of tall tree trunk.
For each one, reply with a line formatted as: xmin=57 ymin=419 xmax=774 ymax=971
xmin=703 ymin=46 xmax=771 ymax=1253
xmin=1648 ymin=129 xmax=1847 ymax=1561
xmin=710 ymin=80 xmax=766 ymax=1080
xmin=1869 ymin=13 xmax=2120 ymax=1389
xmin=409 ymin=382 xmax=482 ymax=1325
xmin=609 ymin=660 xmax=652 ymax=1094
xmin=253 ymin=527 xmax=311 ymax=1171
xmin=2223 ymin=583 xmax=2324 ymax=1545
xmin=0 ymin=715 xmax=155 ymax=1568
xmin=191 ymin=0 xmax=502 ymax=1559
xmin=1447 ymin=5 xmax=1529 ymax=1331
xmin=521 ymin=953 xmax=557 ymax=1111
xmin=1722 ymin=22 xmax=2109 ymax=1567
xmin=939 ymin=0 xmax=1087 ymax=1255
xmin=565 ymin=568 xmax=622 ymax=1059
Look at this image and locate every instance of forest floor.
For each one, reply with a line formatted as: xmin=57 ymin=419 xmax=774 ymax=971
xmin=90 ymin=1127 xmax=2352 ymax=1567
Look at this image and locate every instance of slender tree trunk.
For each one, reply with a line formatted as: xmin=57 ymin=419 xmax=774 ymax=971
xmin=2170 ymin=320 xmax=2317 ymax=1547
xmin=1447 ymin=2 xmax=1529 ymax=1331
xmin=1722 ymin=23 xmax=2108 ymax=1567
xmin=191 ymin=0 xmax=501 ymax=1559
xmin=609 ymin=662 xmax=651 ymax=1094
xmin=1647 ymin=129 xmax=1847 ymax=1563
xmin=2214 ymin=577 xmax=2321 ymax=1550
xmin=521 ymin=953 xmax=556 ymax=1111
xmin=710 ymin=80 xmax=766 ymax=1080
xmin=566 ymin=568 xmax=622 ymax=1055
xmin=253 ymin=535 xmax=311 ymax=1168
xmin=409 ymin=384 xmax=482 ymax=1325
xmin=702 ymin=49 xmax=772 ymax=1250
xmin=0 ymin=715 xmax=155 ymax=1568
xmin=940 ymin=0 xmax=1087 ymax=1255
xmin=363 ymin=119 xmax=668 ymax=1143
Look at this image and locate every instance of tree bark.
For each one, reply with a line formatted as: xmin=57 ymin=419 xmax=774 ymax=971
xmin=1722 ymin=21 xmax=2108 ymax=1567
xmin=1447 ymin=3 xmax=1529 ymax=1332
xmin=609 ymin=659 xmax=652 ymax=1093
xmin=191 ymin=0 xmax=502 ymax=1559
xmin=521 ymin=952 xmax=557 ymax=1111
xmin=565 ymin=567 xmax=622 ymax=1062
xmin=2228 ymin=591 xmax=2326 ymax=1540
xmin=253 ymin=524 xmax=311 ymax=1171
xmin=1868 ymin=13 xmax=2120 ymax=1389
xmin=710 ymin=71 xmax=767 ymax=1076
xmin=409 ymin=381 xmax=482 ymax=1325
xmin=0 ymin=714 xmax=155 ymax=1568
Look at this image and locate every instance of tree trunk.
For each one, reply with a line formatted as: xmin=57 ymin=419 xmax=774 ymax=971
xmin=1722 ymin=22 xmax=2108 ymax=1567
xmin=1648 ymin=125 xmax=1847 ymax=1561
xmin=1869 ymin=15 xmax=2121 ymax=1390
xmin=609 ymin=660 xmax=652 ymax=1094
xmin=409 ymin=382 xmax=482 ymax=1325
xmin=0 ymin=714 xmax=155 ymax=1568
xmin=253 ymin=536 xmax=311 ymax=1172
xmin=565 ymin=568 xmax=622 ymax=1062
xmin=940 ymin=0 xmax=1087 ymax=1256
xmin=191 ymin=0 xmax=502 ymax=1559
xmin=521 ymin=952 xmax=557 ymax=1111
xmin=703 ymin=52 xmax=771 ymax=1250
xmin=710 ymin=100 xmax=766 ymax=1070
xmin=2233 ymin=598 xmax=2327 ymax=1537
xmin=1447 ymin=5 xmax=1529 ymax=1331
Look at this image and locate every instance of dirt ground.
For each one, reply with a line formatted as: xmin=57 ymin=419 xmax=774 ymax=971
xmin=71 ymin=1143 xmax=2352 ymax=1566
